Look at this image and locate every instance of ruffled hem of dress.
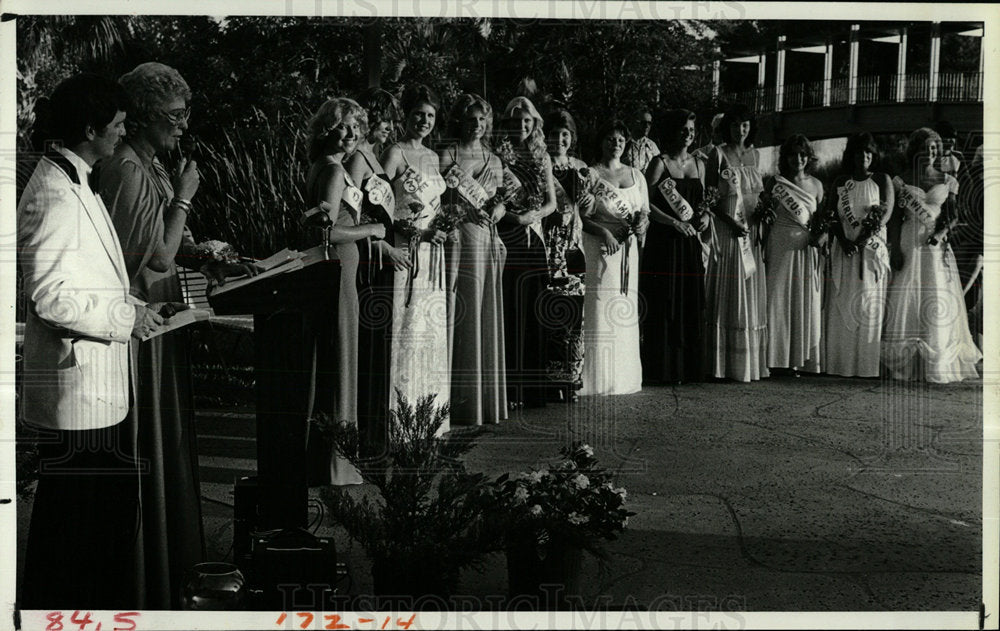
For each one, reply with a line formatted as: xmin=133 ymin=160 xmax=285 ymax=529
xmin=881 ymin=337 xmax=982 ymax=383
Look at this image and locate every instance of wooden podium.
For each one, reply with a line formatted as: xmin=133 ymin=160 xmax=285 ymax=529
xmin=208 ymin=248 xmax=340 ymax=530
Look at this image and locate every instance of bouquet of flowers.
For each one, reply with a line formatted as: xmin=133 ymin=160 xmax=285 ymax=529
xmin=699 ymin=185 xmax=721 ymax=217
xmin=393 ymin=201 xmax=427 ymax=241
xmin=487 ymin=442 xmax=634 ymax=558
xmin=807 ymin=206 xmax=837 ymax=248
xmin=753 ymin=189 xmax=777 ymax=228
xmin=429 ymin=201 xmax=468 ymax=236
xmin=842 ymin=203 xmax=885 ymax=257
xmin=494 ymin=137 xmax=518 ymax=166
xmin=192 ymin=239 xmax=240 ymax=264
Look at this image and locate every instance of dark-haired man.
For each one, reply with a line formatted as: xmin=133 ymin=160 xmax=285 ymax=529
xmin=18 ymin=73 xmax=164 ymax=609
xmin=622 ymin=109 xmax=660 ymax=173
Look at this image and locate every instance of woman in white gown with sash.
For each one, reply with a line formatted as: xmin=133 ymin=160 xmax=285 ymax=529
xmin=824 ymin=132 xmax=894 ymax=378
xmin=381 ymin=84 xmax=450 ymax=431
xmin=579 ymin=119 xmax=649 ymax=395
xmin=882 ymin=127 xmax=981 ymax=382
xmin=765 ymin=134 xmax=825 ymax=374
xmin=705 ymin=105 xmax=768 ymax=382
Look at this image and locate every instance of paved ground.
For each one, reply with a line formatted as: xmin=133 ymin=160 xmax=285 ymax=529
xmin=14 ymin=371 xmax=986 ymax=614
xmin=193 ymin=372 xmax=985 ymax=612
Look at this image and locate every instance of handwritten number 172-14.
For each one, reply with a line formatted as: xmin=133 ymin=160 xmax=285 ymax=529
xmin=274 ymin=613 xmax=416 ymax=629
xmin=45 ymin=611 xmax=140 ymax=631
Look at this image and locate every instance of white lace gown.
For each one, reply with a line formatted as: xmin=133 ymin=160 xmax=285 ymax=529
xmin=882 ymin=176 xmax=981 ymax=382
xmin=824 ymin=177 xmax=889 ymax=378
xmin=390 ymin=165 xmax=451 ymax=433
xmin=579 ymin=168 xmax=647 ymax=395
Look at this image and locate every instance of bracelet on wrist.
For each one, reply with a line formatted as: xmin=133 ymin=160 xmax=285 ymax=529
xmin=172 ymin=197 xmax=194 ymax=214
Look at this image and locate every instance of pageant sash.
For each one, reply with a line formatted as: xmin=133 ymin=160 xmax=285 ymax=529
xmin=341 ymin=172 xmax=364 ymax=222
xmin=772 ymin=176 xmax=813 ymax=229
xmin=837 ymin=180 xmax=890 ymax=270
xmin=593 ymin=178 xmax=633 ymax=223
xmin=657 ymin=176 xmax=695 ymax=222
xmin=896 ymin=182 xmax=939 ymax=231
xmin=719 ymin=167 xmax=756 ymax=278
xmin=444 ymin=163 xmax=490 ymax=210
xmin=399 ymin=165 xmax=442 ymax=213
xmin=364 ymin=175 xmax=395 ymax=218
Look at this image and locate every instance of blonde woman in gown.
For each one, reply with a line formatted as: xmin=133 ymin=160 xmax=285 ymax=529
xmin=579 ymin=119 xmax=649 ymax=395
xmin=439 ymin=93 xmax=508 ymax=425
xmin=381 ymin=84 xmax=450 ymax=432
xmin=765 ymin=134 xmax=825 ymax=374
xmin=824 ymin=132 xmax=894 ymax=378
xmin=705 ymin=105 xmax=768 ymax=382
xmin=882 ymin=128 xmax=981 ymax=382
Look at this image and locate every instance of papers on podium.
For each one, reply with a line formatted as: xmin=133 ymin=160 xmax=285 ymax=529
xmin=209 ymin=248 xmax=307 ymax=296
xmin=141 ymin=308 xmax=212 ymax=341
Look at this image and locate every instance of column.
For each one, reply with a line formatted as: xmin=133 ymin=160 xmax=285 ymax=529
xmin=929 ymin=22 xmax=941 ymax=102
xmin=823 ymin=39 xmax=833 ymax=107
xmin=978 ymin=31 xmax=984 ymax=101
xmin=896 ymin=27 xmax=908 ymax=102
xmin=712 ymin=59 xmax=721 ymax=100
xmin=775 ymin=35 xmax=787 ymax=112
xmin=848 ymin=24 xmax=860 ymax=105
xmin=757 ymin=52 xmax=766 ymax=111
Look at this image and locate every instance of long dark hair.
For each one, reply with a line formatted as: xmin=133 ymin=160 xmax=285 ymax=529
xmin=841 ymin=131 xmax=879 ymax=174
xmin=778 ymin=134 xmax=817 ymax=179
xmin=720 ymin=104 xmax=756 ymax=147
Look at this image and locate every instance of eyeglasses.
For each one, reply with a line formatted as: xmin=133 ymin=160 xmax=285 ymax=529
xmin=159 ymin=106 xmax=191 ymax=125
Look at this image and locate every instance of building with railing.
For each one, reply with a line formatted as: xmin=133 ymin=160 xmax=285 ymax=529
xmin=714 ymin=21 xmax=984 ymax=145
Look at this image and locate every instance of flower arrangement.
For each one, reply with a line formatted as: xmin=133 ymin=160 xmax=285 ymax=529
xmin=753 ymin=189 xmax=777 ymax=228
xmin=494 ymin=137 xmax=518 ymax=166
xmin=487 ymin=442 xmax=634 ymax=559
xmin=192 ymin=239 xmax=241 ymax=264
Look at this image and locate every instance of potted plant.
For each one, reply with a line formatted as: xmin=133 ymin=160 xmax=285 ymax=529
xmin=487 ymin=442 xmax=635 ymax=608
xmin=316 ymin=391 xmax=497 ymax=606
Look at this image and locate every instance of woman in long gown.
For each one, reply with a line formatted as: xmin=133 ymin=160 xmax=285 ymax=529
xmin=765 ymin=134 xmax=825 ymax=374
xmin=345 ymin=93 xmax=411 ymax=456
xmin=439 ymin=93 xmax=509 ymax=425
xmin=882 ymin=127 xmax=981 ymax=382
xmin=496 ymin=96 xmax=558 ymax=408
xmin=579 ymin=119 xmax=649 ymax=395
xmin=381 ymin=84 xmax=451 ymax=428
xmin=542 ymin=108 xmax=587 ymax=400
xmin=97 ymin=62 xmax=252 ymax=608
xmin=824 ymin=132 xmax=894 ymax=378
xmin=705 ymin=104 xmax=769 ymax=382
xmin=640 ymin=109 xmax=713 ymax=384
xmin=304 ymin=97 xmax=386 ymax=483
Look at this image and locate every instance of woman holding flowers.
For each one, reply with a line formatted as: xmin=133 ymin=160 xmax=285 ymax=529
xmin=381 ymin=84 xmax=450 ymax=430
xmin=640 ymin=109 xmax=713 ymax=384
xmin=542 ymin=108 xmax=587 ymax=401
xmin=97 ymin=62 xmax=254 ymax=608
xmin=304 ymin=97 xmax=386 ymax=482
xmin=496 ymin=96 xmax=558 ymax=408
xmin=438 ymin=93 xmax=508 ymax=425
xmin=824 ymin=132 xmax=894 ymax=378
xmin=705 ymin=104 xmax=769 ymax=382
xmin=764 ymin=134 xmax=825 ymax=374
xmin=579 ymin=119 xmax=649 ymax=395
xmin=881 ymin=128 xmax=980 ymax=382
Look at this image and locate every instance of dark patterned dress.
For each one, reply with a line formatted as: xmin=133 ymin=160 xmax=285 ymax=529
xmin=542 ymin=158 xmax=586 ymax=397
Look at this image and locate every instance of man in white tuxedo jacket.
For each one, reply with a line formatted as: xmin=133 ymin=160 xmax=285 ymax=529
xmin=18 ymin=73 xmax=164 ymax=610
